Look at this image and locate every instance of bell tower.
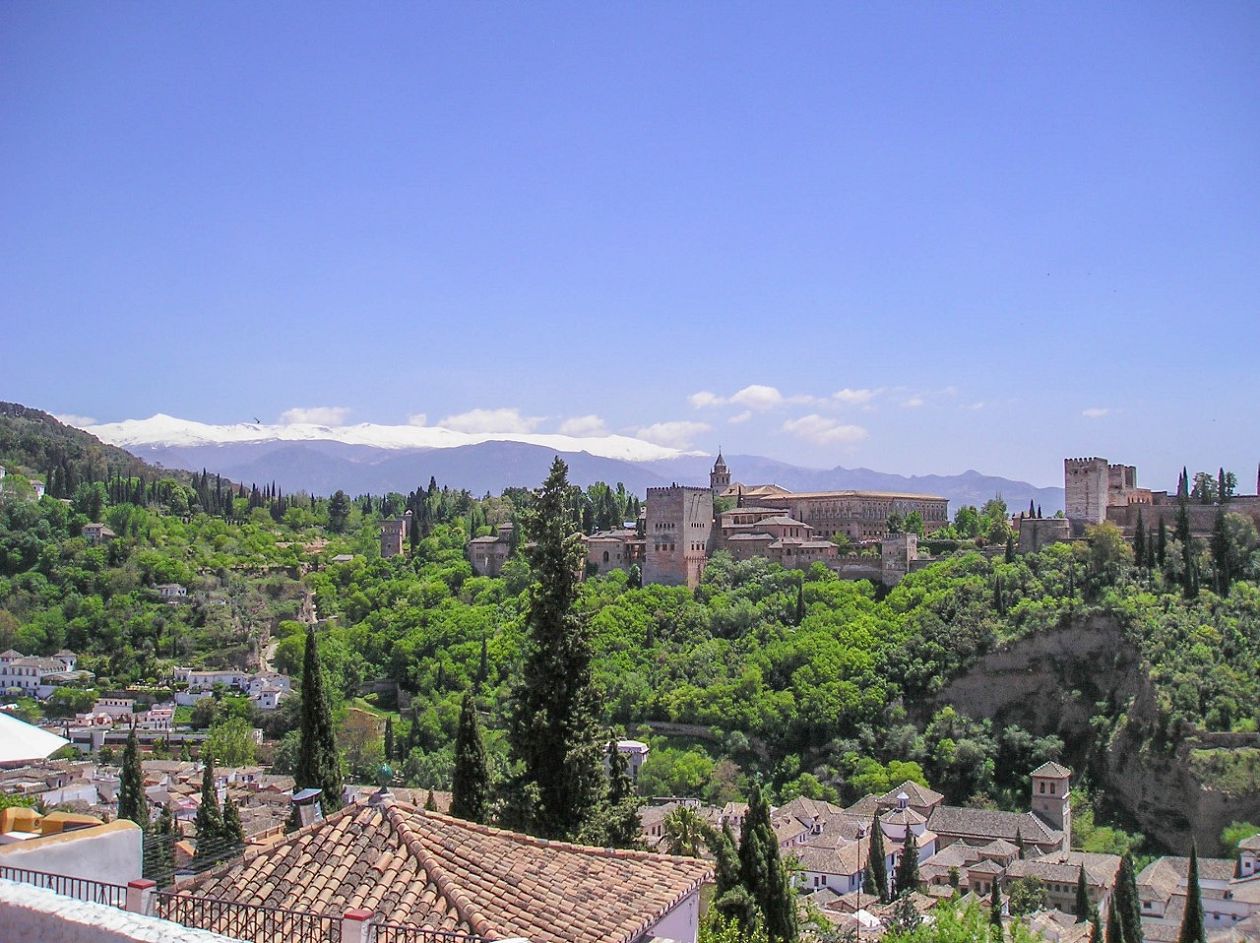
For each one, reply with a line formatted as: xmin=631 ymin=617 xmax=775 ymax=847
xmin=710 ymin=450 xmax=731 ymax=496
xmin=1030 ymin=761 xmax=1072 ymax=849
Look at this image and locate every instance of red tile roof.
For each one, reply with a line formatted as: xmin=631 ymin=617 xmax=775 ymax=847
xmin=178 ymin=798 xmax=711 ymax=943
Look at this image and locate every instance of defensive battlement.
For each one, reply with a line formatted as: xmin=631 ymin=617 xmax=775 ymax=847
xmin=646 ymin=484 xmax=713 ymax=496
xmin=1065 ymin=457 xmax=1108 ymax=466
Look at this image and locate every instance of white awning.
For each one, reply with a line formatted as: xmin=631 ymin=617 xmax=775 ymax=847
xmin=0 ymin=711 xmax=69 ymax=764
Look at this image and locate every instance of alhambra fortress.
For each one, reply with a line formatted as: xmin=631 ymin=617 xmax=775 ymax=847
xmin=446 ymin=453 xmax=1260 ymax=589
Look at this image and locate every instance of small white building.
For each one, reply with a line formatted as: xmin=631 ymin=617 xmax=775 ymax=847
xmin=157 ymin=583 xmax=188 ymax=601
xmin=615 ymin=739 xmax=650 ymax=782
xmin=81 ymin=523 xmax=116 ymax=545
xmin=30 ymin=480 xmax=45 ymax=500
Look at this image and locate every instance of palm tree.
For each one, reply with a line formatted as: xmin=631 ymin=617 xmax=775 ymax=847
xmin=663 ymin=806 xmax=706 ymax=857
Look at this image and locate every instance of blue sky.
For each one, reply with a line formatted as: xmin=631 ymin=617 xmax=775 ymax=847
xmin=2 ymin=3 xmax=1257 ymax=488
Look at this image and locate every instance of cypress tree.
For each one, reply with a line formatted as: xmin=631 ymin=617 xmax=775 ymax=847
xmin=117 ymin=726 xmax=146 ymax=827
xmin=1114 ymin=853 xmax=1143 ymax=943
xmin=507 ymin=457 xmax=605 ymax=840
xmin=990 ymin=880 xmax=1003 ymax=930
xmin=1177 ymin=843 xmax=1206 ymax=943
xmin=600 ymin=741 xmax=643 ymax=849
xmin=295 ymin=625 xmax=342 ymax=812
xmin=868 ymin=815 xmax=890 ymax=903
xmin=863 ymin=862 xmax=877 ymax=896
xmin=1005 ymin=535 xmax=1016 ymax=563
xmin=708 ymin=821 xmax=757 ymax=929
xmin=1218 ymin=468 xmax=1227 ymax=504
xmin=1090 ymin=908 xmax=1103 ymax=943
xmin=1014 ymin=827 xmax=1025 ymax=860
xmin=1211 ymin=509 xmax=1232 ymax=596
xmin=149 ymin=804 xmax=176 ymax=887
xmin=451 ymin=692 xmax=489 ymax=823
xmin=193 ymin=754 xmax=224 ymax=870
xmin=739 ymin=784 xmax=797 ymax=942
xmin=1134 ymin=511 xmax=1147 ymax=569
xmin=221 ymin=794 xmax=245 ymax=858
xmin=1075 ymin=864 xmax=1090 ymax=921
xmin=384 ymin=717 xmax=395 ymax=762
xmin=1106 ymin=895 xmax=1122 ymax=943
xmin=894 ymin=829 xmax=919 ymax=897
xmin=1157 ymin=519 xmax=1168 ymax=568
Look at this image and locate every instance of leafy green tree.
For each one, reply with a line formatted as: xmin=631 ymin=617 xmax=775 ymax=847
xmin=451 ymin=692 xmax=489 ymax=823
xmin=507 ymin=458 xmax=605 ymax=840
xmin=295 ymin=625 xmax=342 ymax=812
xmin=1177 ymin=843 xmax=1205 ymax=943
xmin=1007 ymin=877 xmax=1046 ymax=915
xmin=1221 ymin=821 xmax=1260 ymax=852
xmin=117 ymin=726 xmax=146 ymax=827
xmin=328 ymin=490 xmax=351 ymax=533
xmin=205 ymin=716 xmax=257 ymax=767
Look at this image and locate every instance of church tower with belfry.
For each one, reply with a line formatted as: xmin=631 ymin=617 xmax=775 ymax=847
xmin=1030 ymin=761 xmax=1072 ymax=848
xmin=710 ymin=450 xmax=731 ymax=496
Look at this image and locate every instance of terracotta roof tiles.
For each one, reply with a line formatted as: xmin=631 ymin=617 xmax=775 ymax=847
xmin=178 ymin=798 xmax=711 ymax=943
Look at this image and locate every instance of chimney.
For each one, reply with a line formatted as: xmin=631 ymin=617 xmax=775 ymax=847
xmin=291 ymin=788 xmax=324 ymax=827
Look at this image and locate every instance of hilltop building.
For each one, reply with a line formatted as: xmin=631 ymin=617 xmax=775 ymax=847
xmin=378 ymin=511 xmax=410 ymax=558
xmin=468 ymin=454 xmax=949 ymax=589
xmin=1063 ymin=457 xmax=1260 ymax=541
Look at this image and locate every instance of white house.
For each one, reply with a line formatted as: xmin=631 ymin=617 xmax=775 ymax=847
xmin=614 ymin=739 xmax=650 ymax=782
xmin=157 ymin=583 xmax=188 ymax=601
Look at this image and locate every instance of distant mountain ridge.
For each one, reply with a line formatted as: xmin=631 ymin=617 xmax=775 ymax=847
xmin=122 ymin=438 xmax=1065 ymax=513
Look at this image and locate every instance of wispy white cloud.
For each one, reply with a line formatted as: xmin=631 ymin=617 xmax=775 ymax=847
xmin=407 ymin=413 xmax=428 ymax=427
xmin=690 ymin=384 xmax=816 ymax=411
xmin=1082 ymin=407 xmax=1111 ymax=419
xmin=728 ymin=411 xmax=753 ymax=425
xmin=963 ymin=401 xmax=986 ymax=411
xmin=635 ymin=420 xmax=712 ymax=449
xmin=557 ymin=414 xmax=608 ymax=436
xmin=901 ymin=396 xmax=924 ymax=409
xmin=54 ymin=413 xmax=97 ymax=428
xmin=438 ymin=407 xmax=543 ymax=434
xmin=280 ymin=406 xmax=351 ymax=425
xmin=782 ymin=415 xmax=868 ymax=446
xmin=832 ymin=387 xmax=878 ymax=406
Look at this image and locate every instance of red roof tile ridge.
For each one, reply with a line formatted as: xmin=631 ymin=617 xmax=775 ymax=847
xmin=383 ymin=800 xmax=498 ymax=939
xmin=397 ymin=800 xmax=717 ymax=869
xmin=176 ymin=802 xmax=362 ymax=895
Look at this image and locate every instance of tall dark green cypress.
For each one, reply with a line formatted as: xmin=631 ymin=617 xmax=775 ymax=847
xmin=221 ymin=794 xmax=245 ymax=858
xmin=1134 ymin=511 xmax=1147 ymax=569
xmin=1114 ymin=853 xmax=1143 ymax=943
xmin=1157 ymin=518 xmax=1168 ymax=568
xmin=1075 ymin=864 xmax=1090 ymax=921
xmin=117 ymin=726 xmax=146 ymax=826
xmin=1106 ymin=894 xmax=1122 ymax=943
xmin=868 ymin=815 xmax=890 ymax=903
xmin=894 ymin=829 xmax=919 ymax=897
xmin=1211 ymin=509 xmax=1232 ymax=596
xmin=506 ymin=458 xmax=605 ymax=840
xmin=739 ymin=785 xmax=797 ymax=942
xmin=148 ymin=804 xmax=176 ymax=887
xmin=193 ymin=754 xmax=224 ymax=869
xmin=600 ymin=740 xmax=644 ymax=849
xmin=1177 ymin=843 xmax=1206 ymax=943
xmin=990 ymin=880 xmax=1003 ymax=930
xmin=295 ymin=625 xmax=342 ymax=811
xmin=384 ymin=716 xmax=395 ymax=762
xmin=451 ymin=692 xmax=489 ymax=823
xmin=709 ymin=822 xmax=757 ymax=931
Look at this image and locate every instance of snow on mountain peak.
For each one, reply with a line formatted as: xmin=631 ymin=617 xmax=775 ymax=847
xmin=82 ymin=414 xmax=700 ymax=463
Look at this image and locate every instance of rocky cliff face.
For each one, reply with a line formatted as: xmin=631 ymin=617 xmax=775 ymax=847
xmin=933 ymin=614 xmax=1260 ymax=855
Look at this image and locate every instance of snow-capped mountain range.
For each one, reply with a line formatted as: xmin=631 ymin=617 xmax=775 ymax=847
xmin=77 ymin=413 xmax=1064 ymax=512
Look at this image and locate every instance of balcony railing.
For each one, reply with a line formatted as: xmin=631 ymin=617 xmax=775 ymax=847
xmin=154 ymin=891 xmax=343 ymax=942
xmin=375 ymin=923 xmax=488 ymax=943
xmin=0 ymin=865 xmax=127 ymax=908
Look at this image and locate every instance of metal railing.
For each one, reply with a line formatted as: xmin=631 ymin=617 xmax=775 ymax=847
xmin=0 ymin=865 xmax=127 ymax=908
xmin=375 ymin=925 xmax=486 ymax=943
xmin=154 ymin=891 xmax=343 ymax=943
